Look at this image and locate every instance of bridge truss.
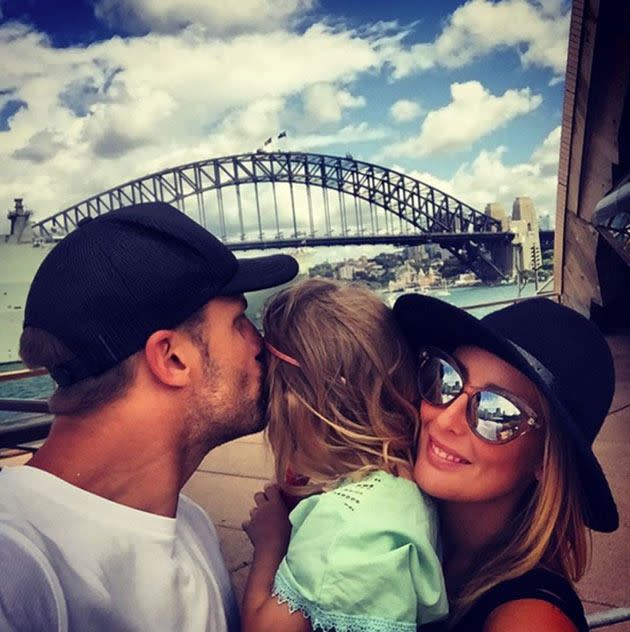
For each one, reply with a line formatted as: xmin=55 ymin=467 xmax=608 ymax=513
xmin=33 ymin=152 xmax=513 ymax=279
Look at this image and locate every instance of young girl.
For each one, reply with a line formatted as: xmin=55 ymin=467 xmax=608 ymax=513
xmin=393 ymin=294 xmax=618 ymax=631
xmin=241 ymin=279 xmax=448 ymax=632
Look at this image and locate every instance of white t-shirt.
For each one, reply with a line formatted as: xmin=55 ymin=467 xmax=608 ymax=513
xmin=0 ymin=465 xmax=240 ymax=631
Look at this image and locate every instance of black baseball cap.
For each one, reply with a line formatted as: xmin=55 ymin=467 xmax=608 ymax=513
xmin=24 ymin=202 xmax=299 ymax=386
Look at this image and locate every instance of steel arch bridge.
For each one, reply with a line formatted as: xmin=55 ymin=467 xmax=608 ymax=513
xmin=33 ymin=151 xmax=513 ymax=279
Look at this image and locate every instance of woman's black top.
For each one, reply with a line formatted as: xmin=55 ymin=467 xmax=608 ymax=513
xmin=423 ymin=567 xmax=588 ymax=631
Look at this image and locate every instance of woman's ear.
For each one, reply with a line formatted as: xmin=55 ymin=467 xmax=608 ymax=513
xmin=144 ymin=330 xmax=193 ymax=387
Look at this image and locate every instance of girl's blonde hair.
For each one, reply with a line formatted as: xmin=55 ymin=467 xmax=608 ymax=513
xmin=263 ymin=279 xmax=419 ymax=496
xmin=451 ymin=393 xmax=590 ymax=623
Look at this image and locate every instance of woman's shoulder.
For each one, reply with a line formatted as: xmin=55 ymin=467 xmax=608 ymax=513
xmin=484 ymin=567 xmax=585 ymax=616
xmin=450 ymin=567 xmax=588 ymax=632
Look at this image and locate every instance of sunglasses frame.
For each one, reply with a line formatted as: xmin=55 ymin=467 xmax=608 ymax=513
xmin=418 ymin=346 xmax=543 ymax=445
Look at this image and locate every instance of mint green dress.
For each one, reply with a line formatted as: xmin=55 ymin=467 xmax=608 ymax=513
xmin=272 ymin=471 xmax=448 ymax=632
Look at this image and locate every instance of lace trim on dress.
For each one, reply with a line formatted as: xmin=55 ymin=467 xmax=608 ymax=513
xmin=272 ymin=572 xmax=416 ymax=632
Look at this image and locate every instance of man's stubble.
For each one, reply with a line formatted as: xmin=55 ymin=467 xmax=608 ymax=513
xmin=185 ymin=351 xmax=267 ymax=452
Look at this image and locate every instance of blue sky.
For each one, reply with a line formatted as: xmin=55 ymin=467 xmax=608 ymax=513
xmin=0 ymin=0 xmax=569 ymax=232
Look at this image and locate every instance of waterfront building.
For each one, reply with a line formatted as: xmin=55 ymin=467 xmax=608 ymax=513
xmin=336 ymin=261 xmax=354 ymax=280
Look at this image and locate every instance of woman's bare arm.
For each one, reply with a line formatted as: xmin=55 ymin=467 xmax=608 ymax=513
xmin=484 ymin=599 xmax=579 ymax=632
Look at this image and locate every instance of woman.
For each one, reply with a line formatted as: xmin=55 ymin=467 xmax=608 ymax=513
xmin=393 ymin=294 xmax=618 ymax=632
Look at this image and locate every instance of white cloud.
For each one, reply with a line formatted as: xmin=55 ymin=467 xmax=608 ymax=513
xmin=0 ymin=21 xmax=382 ymax=217
xmin=83 ymin=84 xmax=178 ymax=158
xmin=534 ymin=0 xmax=568 ymax=16
xmin=396 ymin=125 xmax=561 ymax=219
xmin=12 ymin=130 xmax=67 ymax=163
xmin=389 ymin=99 xmax=421 ymax=123
xmin=302 ymin=83 xmax=366 ymax=125
xmin=531 ymin=125 xmax=561 ymax=173
xmin=389 ymin=0 xmax=570 ymax=78
xmin=0 ymin=5 xmax=564 ymax=241
xmin=288 ymin=122 xmax=388 ymax=150
xmin=94 ymin=0 xmax=315 ymax=35
xmin=386 ymin=81 xmax=542 ymax=158
xmin=202 ymin=96 xmax=288 ymax=156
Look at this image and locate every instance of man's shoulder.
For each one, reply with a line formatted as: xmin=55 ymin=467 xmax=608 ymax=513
xmin=0 ymin=515 xmax=54 ymax=573
xmin=0 ymin=519 xmax=67 ymax=631
xmin=176 ymin=494 xmax=222 ymax=542
xmin=178 ymin=493 xmax=213 ymax=524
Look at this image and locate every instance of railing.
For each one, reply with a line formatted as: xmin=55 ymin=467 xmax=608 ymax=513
xmin=587 ymin=607 xmax=630 ymax=629
xmin=460 ymin=290 xmax=559 ymax=312
xmin=0 ymin=366 xmax=52 ymax=449
xmin=0 ymin=367 xmax=48 ymax=382
xmin=593 ymin=176 xmax=630 ymax=267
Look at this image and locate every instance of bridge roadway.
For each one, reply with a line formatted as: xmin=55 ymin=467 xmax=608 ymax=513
xmin=223 ymin=231 xmax=515 ymax=251
xmin=223 ymin=230 xmax=554 ymax=252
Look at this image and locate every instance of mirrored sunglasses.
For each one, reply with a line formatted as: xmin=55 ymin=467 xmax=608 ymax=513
xmin=417 ymin=346 xmax=542 ymax=444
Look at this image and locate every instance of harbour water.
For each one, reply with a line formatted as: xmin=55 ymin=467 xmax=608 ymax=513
xmin=0 ymin=279 xmax=542 ymax=425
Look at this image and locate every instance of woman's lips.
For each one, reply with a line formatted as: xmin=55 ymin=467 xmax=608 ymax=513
xmin=426 ymin=436 xmax=471 ymax=467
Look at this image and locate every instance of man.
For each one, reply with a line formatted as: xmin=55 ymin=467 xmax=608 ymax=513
xmin=0 ymin=202 xmax=298 ymax=631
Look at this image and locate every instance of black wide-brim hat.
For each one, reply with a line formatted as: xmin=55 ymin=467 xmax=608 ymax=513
xmin=394 ymin=294 xmax=618 ymax=533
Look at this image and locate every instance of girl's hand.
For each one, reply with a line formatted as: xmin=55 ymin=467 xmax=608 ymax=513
xmin=243 ymin=484 xmax=291 ymax=561
xmin=241 ymin=485 xmax=312 ymax=631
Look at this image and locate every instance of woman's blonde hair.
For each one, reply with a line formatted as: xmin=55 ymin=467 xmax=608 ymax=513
xmin=452 ymin=393 xmax=590 ymax=623
xmin=263 ymin=279 xmax=419 ymax=496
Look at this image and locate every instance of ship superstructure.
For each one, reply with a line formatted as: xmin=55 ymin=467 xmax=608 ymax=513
xmin=0 ymin=200 xmax=58 ymax=365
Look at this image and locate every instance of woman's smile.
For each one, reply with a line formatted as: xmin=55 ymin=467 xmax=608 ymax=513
xmin=426 ymin=436 xmax=471 ymax=468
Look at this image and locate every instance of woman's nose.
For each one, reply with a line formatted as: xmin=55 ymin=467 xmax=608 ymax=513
xmin=433 ymin=392 xmax=470 ymax=435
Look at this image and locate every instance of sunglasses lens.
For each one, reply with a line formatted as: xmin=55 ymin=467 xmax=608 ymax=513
xmin=472 ymin=391 xmax=525 ymax=442
xmin=419 ymin=354 xmax=463 ymax=405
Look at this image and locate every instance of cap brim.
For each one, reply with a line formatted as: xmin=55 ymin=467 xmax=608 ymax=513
xmin=393 ymin=293 xmax=619 ymax=533
xmin=221 ymin=254 xmax=299 ymax=295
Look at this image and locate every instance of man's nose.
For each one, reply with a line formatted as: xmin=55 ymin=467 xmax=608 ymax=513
xmin=251 ymin=321 xmax=264 ymax=352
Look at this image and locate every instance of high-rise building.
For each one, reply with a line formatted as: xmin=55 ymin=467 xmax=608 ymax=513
xmin=484 ymin=203 xmax=509 ymax=231
xmin=510 ymin=197 xmax=542 ymax=272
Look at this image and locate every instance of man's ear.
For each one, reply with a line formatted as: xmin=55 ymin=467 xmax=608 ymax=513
xmin=144 ymin=330 xmax=193 ymax=387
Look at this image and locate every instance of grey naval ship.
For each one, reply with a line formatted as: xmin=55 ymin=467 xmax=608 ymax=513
xmin=0 ymin=199 xmax=61 ymax=366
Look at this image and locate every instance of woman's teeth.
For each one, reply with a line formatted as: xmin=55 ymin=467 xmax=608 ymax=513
xmin=431 ymin=441 xmax=469 ymax=464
